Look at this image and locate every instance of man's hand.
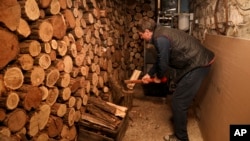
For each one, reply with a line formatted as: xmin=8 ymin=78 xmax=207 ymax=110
xmin=142 ymin=74 xmax=151 ymax=84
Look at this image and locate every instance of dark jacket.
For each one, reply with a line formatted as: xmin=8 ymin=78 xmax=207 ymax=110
xmin=150 ymin=26 xmax=215 ymax=82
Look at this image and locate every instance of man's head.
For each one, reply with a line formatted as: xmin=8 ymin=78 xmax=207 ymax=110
xmin=137 ymin=18 xmax=156 ymax=41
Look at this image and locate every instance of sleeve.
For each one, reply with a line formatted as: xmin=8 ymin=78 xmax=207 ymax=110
xmin=148 ymin=36 xmax=170 ymax=78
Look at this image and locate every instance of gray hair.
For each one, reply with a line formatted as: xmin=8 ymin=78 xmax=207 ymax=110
xmin=137 ymin=18 xmax=156 ymax=32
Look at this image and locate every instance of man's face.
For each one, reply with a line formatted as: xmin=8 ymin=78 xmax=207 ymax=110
xmin=138 ymin=29 xmax=152 ymax=42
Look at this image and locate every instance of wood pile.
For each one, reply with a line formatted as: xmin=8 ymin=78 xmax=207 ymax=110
xmin=0 ymin=0 xmax=155 ymax=140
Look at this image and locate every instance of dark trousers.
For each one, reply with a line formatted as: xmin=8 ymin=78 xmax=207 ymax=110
xmin=172 ymin=67 xmax=210 ymax=141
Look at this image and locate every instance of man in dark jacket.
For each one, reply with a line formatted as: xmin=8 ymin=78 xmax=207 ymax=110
xmin=137 ymin=18 xmax=215 ymax=141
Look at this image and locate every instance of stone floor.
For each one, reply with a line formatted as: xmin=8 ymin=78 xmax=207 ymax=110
xmin=122 ymin=85 xmax=203 ymax=141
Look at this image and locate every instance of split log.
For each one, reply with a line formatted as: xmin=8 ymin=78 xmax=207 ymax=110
xmin=64 ymin=108 xmax=75 ymax=127
xmin=17 ymin=54 xmax=34 ymax=71
xmin=48 ymin=14 xmax=67 ymax=39
xmin=0 ymin=92 xmax=19 ymax=110
xmin=4 ymin=108 xmax=27 ymax=132
xmin=0 ymin=0 xmax=21 ymax=31
xmin=51 ymin=103 xmax=67 ymax=117
xmin=19 ymin=85 xmax=43 ymax=111
xmin=24 ymin=66 xmax=45 ymax=86
xmin=3 ymin=67 xmax=24 ymax=90
xmin=27 ymin=104 xmax=50 ymax=137
xmin=46 ymin=115 xmax=63 ymax=138
xmin=60 ymin=125 xmax=77 ymax=141
xmin=0 ymin=29 xmax=19 ymax=70
xmin=46 ymin=87 xmax=59 ymax=106
xmin=45 ymin=68 xmax=60 ymax=87
xmin=19 ymin=0 xmax=40 ymax=21
xmin=63 ymin=55 xmax=73 ymax=73
xmin=45 ymin=0 xmax=60 ymax=15
xmin=17 ymin=18 xmax=31 ymax=38
xmin=29 ymin=20 xmax=53 ymax=42
xmin=56 ymin=73 xmax=71 ymax=88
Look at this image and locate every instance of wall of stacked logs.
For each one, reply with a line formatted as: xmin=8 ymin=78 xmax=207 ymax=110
xmin=0 ymin=0 xmax=154 ymax=140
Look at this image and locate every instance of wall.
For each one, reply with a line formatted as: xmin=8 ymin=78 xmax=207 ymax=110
xmin=195 ymin=34 xmax=250 ymax=141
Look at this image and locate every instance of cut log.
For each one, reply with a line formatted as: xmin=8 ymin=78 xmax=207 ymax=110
xmin=41 ymin=42 xmax=51 ymax=53
xmin=0 ymin=108 xmax=6 ymax=122
xmin=19 ymin=0 xmax=40 ymax=21
xmin=46 ymin=87 xmax=59 ymax=106
xmin=57 ymin=73 xmax=71 ymax=88
xmin=4 ymin=108 xmax=27 ymax=132
xmin=60 ymin=124 xmax=77 ymax=140
xmin=19 ymin=85 xmax=43 ymax=111
xmin=48 ymin=14 xmax=67 ymax=39
xmin=51 ymin=103 xmax=67 ymax=117
xmin=64 ymin=108 xmax=75 ymax=127
xmin=45 ymin=0 xmax=60 ymax=15
xmin=39 ymin=85 xmax=49 ymax=100
xmin=28 ymin=104 xmax=50 ymax=137
xmin=58 ymin=87 xmax=71 ymax=101
xmin=19 ymin=40 xmax=41 ymax=57
xmin=67 ymin=96 xmax=76 ymax=108
xmin=34 ymin=53 xmax=51 ymax=69
xmin=45 ymin=68 xmax=60 ymax=87
xmin=46 ymin=115 xmax=63 ymax=138
xmin=62 ymin=9 xmax=76 ymax=29
xmin=29 ymin=20 xmax=53 ymax=42
xmin=3 ymin=67 xmax=24 ymax=90
xmin=0 ymin=92 xmax=19 ymax=110
xmin=53 ymin=59 xmax=65 ymax=72
xmin=24 ymin=66 xmax=45 ymax=86
xmin=0 ymin=0 xmax=21 ymax=31
xmin=57 ymin=40 xmax=68 ymax=56
xmin=17 ymin=54 xmax=34 ymax=71
xmin=33 ymin=133 xmax=49 ymax=141
xmin=75 ymin=97 xmax=82 ymax=110
xmin=63 ymin=55 xmax=73 ymax=73
xmin=37 ymin=0 xmax=52 ymax=8
xmin=0 ymin=29 xmax=19 ymax=70
xmin=17 ymin=18 xmax=31 ymax=37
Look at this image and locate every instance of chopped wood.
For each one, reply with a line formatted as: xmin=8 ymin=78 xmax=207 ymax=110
xmin=45 ymin=0 xmax=60 ymax=15
xmin=46 ymin=87 xmax=59 ymax=106
xmin=46 ymin=115 xmax=63 ymax=138
xmin=3 ymin=67 xmax=24 ymax=90
xmin=29 ymin=20 xmax=53 ymax=42
xmin=20 ymin=0 xmax=40 ymax=21
xmin=39 ymin=86 xmax=49 ymax=100
xmin=0 ymin=29 xmax=19 ymax=70
xmin=17 ymin=18 xmax=31 ymax=37
xmin=24 ymin=66 xmax=45 ymax=86
xmin=51 ymin=103 xmax=67 ymax=117
xmin=57 ymin=73 xmax=71 ymax=88
xmin=64 ymin=108 xmax=75 ymax=127
xmin=0 ymin=92 xmax=19 ymax=110
xmin=17 ymin=54 xmax=34 ymax=71
xmin=48 ymin=14 xmax=67 ymax=39
xmin=4 ymin=108 xmax=27 ymax=132
xmin=0 ymin=0 xmax=21 ymax=31
xmin=45 ymin=68 xmax=60 ymax=87
xmin=63 ymin=55 xmax=73 ymax=73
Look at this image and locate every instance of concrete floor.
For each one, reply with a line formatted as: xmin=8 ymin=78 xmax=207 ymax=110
xmin=122 ymin=85 xmax=203 ymax=141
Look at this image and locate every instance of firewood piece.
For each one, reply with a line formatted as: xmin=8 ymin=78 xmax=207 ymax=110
xmin=75 ymin=97 xmax=82 ymax=110
xmin=57 ymin=73 xmax=70 ymax=88
xmin=30 ymin=20 xmax=53 ymax=42
xmin=63 ymin=55 xmax=73 ymax=73
xmin=39 ymin=86 xmax=49 ymax=100
xmin=80 ymin=113 xmax=116 ymax=130
xmin=53 ymin=59 xmax=65 ymax=72
xmin=46 ymin=115 xmax=63 ymax=138
xmin=72 ymin=26 xmax=84 ymax=39
xmin=82 ymin=13 xmax=94 ymax=24
xmin=57 ymin=40 xmax=68 ymax=57
xmin=48 ymin=14 xmax=67 ymax=39
xmin=86 ymin=104 xmax=121 ymax=126
xmin=3 ymin=67 xmax=24 ymax=90
xmin=20 ymin=86 xmax=43 ymax=111
xmin=4 ymin=108 xmax=27 ymax=132
xmin=45 ymin=68 xmax=60 ymax=87
xmin=0 ymin=0 xmax=21 ymax=31
xmin=68 ymin=43 xmax=77 ymax=58
xmin=0 ymin=108 xmax=6 ymax=122
xmin=88 ymin=96 xmax=116 ymax=115
xmin=67 ymin=96 xmax=76 ymax=108
xmin=46 ymin=87 xmax=59 ymax=106
xmin=28 ymin=104 xmax=50 ymax=137
xmin=17 ymin=18 xmax=31 ymax=37
xmin=64 ymin=108 xmax=75 ymax=127
xmin=45 ymin=0 xmax=60 ymax=15
xmin=60 ymin=125 xmax=77 ymax=141
xmin=37 ymin=0 xmax=52 ymax=8
xmin=20 ymin=40 xmax=41 ymax=57
xmin=58 ymin=87 xmax=71 ymax=101
xmin=51 ymin=103 xmax=67 ymax=117
xmin=19 ymin=0 xmax=40 ymax=21
xmin=0 ymin=29 xmax=19 ymax=70
xmin=18 ymin=54 xmax=34 ymax=71
xmin=0 ymin=92 xmax=19 ymax=110
xmin=63 ymin=9 xmax=76 ymax=29
xmin=24 ymin=66 xmax=45 ymax=86
xmin=33 ymin=133 xmax=49 ymax=141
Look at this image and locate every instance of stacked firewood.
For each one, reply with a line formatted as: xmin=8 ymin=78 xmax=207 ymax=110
xmin=0 ymin=0 xmax=155 ymax=140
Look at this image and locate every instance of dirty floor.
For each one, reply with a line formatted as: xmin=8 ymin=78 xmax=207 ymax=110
xmin=123 ymin=85 xmax=203 ymax=141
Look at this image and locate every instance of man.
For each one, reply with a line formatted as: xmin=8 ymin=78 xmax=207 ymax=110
xmin=137 ymin=17 xmax=215 ymax=141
